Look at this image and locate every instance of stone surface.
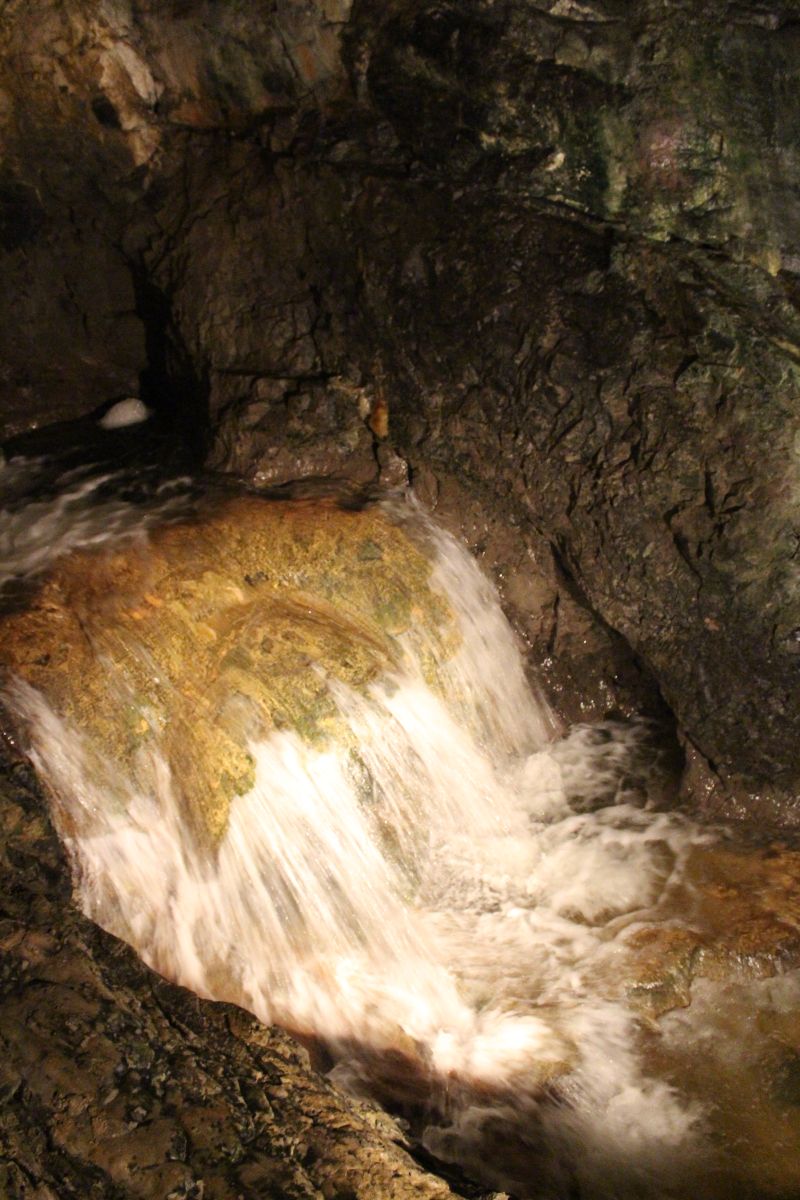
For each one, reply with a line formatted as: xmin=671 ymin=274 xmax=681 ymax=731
xmin=0 ymin=0 xmax=353 ymax=435
xmin=6 ymin=4 xmax=800 ymax=1194
xmin=415 ymin=469 xmax=682 ymax=737
xmin=340 ymin=0 xmax=800 ymax=814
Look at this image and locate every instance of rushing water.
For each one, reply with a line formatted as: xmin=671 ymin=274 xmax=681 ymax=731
xmin=2 ymin=456 xmax=800 ymax=1200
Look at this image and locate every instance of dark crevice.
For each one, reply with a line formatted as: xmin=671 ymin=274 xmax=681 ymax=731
xmin=548 ymin=538 xmax=685 ymax=787
xmin=90 ymin=95 xmax=122 ymax=130
xmin=129 ymin=264 xmax=210 ymax=469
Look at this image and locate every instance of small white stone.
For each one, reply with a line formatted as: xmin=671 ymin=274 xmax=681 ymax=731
xmin=99 ymin=397 xmax=150 ymax=429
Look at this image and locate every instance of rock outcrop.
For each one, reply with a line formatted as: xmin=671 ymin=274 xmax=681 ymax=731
xmin=0 ymin=493 xmax=457 ymax=843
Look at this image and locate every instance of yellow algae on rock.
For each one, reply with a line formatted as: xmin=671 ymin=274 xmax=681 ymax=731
xmin=0 ymin=495 xmax=458 ymax=844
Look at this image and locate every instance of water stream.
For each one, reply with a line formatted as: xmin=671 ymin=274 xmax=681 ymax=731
xmin=2 ymin=457 xmax=799 ymax=1199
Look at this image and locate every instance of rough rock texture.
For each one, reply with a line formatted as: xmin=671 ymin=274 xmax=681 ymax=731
xmin=619 ymin=839 xmax=800 ymax=1020
xmin=0 ymin=494 xmax=457 ymax=843
xmin=336 ymin=0 xmax=800 ymax=816
xmin=0 ymin=0 xmax=354 ymax=437
xmin=0 ymin=750 xmax=470 ymax=1200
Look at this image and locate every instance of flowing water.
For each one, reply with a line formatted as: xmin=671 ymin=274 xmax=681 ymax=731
xmin=2 ymin=456 xmax=800 ymax=1200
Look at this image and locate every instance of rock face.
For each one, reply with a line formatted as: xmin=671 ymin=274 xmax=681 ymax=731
xmin=338 ymin=0 xmax=800 ymax=812
xmin=5 ymin=6 xmax=800 ymax=1194
xmin=2 ymin=1 xmax=799 ymax=817
xmin=620 ymin=840 xmax=800 ymax=1020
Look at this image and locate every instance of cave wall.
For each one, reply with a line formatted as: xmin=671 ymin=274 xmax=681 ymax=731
xmin=2 ymin=0 xmax=800 ymax=814
xmin=344 ymin=0 xmax=800 ymax=818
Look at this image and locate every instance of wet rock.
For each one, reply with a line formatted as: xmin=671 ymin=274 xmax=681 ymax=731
xmin=209 ymin=377 xmax=379 ymax=489
xmin=0 ymin=0 xmax=352 ymax=434
xmin=335 ymin=0 xmax=800 ymax=812
xmin=0 ymin=494 xmax=458 ymax=843
xmin=415 ymin=469 xmax=682 ymax=737
xmin=7 ymin=3 xmax=800 ymax=1194
xmin=621 ymin=926 xmax=700 ymax=1019
xmin=341 ymin=166 xmax=800 ymax=811
xmin=620 ymin=840 xmax=800 ymax=1021
xmin=354 ymin=0 xmax=800 ymax=260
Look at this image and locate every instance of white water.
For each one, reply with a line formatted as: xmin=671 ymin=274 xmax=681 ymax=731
xmin=0 ymin=455 xmax=190 ymax=595
xmin=2 ymin=476 xmax=795 ymax=1198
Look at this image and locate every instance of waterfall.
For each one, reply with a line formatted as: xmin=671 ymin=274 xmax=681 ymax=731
xmin=2 ymin=461 xmax=799 ymax=1199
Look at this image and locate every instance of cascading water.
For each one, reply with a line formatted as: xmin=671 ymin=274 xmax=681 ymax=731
xmin=2 ymin=457 xmax=800 ymax=1200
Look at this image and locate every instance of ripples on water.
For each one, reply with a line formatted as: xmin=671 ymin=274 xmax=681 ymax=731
xmin=0 ymin=455 xmax=192 ymax=597
xmin=2 ymin=453 xmax=799 ymax=1200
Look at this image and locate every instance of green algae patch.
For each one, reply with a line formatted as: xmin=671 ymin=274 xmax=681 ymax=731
xmin=0 ymin=495 xmax=459 ymax=844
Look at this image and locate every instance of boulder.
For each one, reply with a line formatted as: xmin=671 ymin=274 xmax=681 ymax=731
xmin=0 ymin=494 xmax=457 ymax=843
